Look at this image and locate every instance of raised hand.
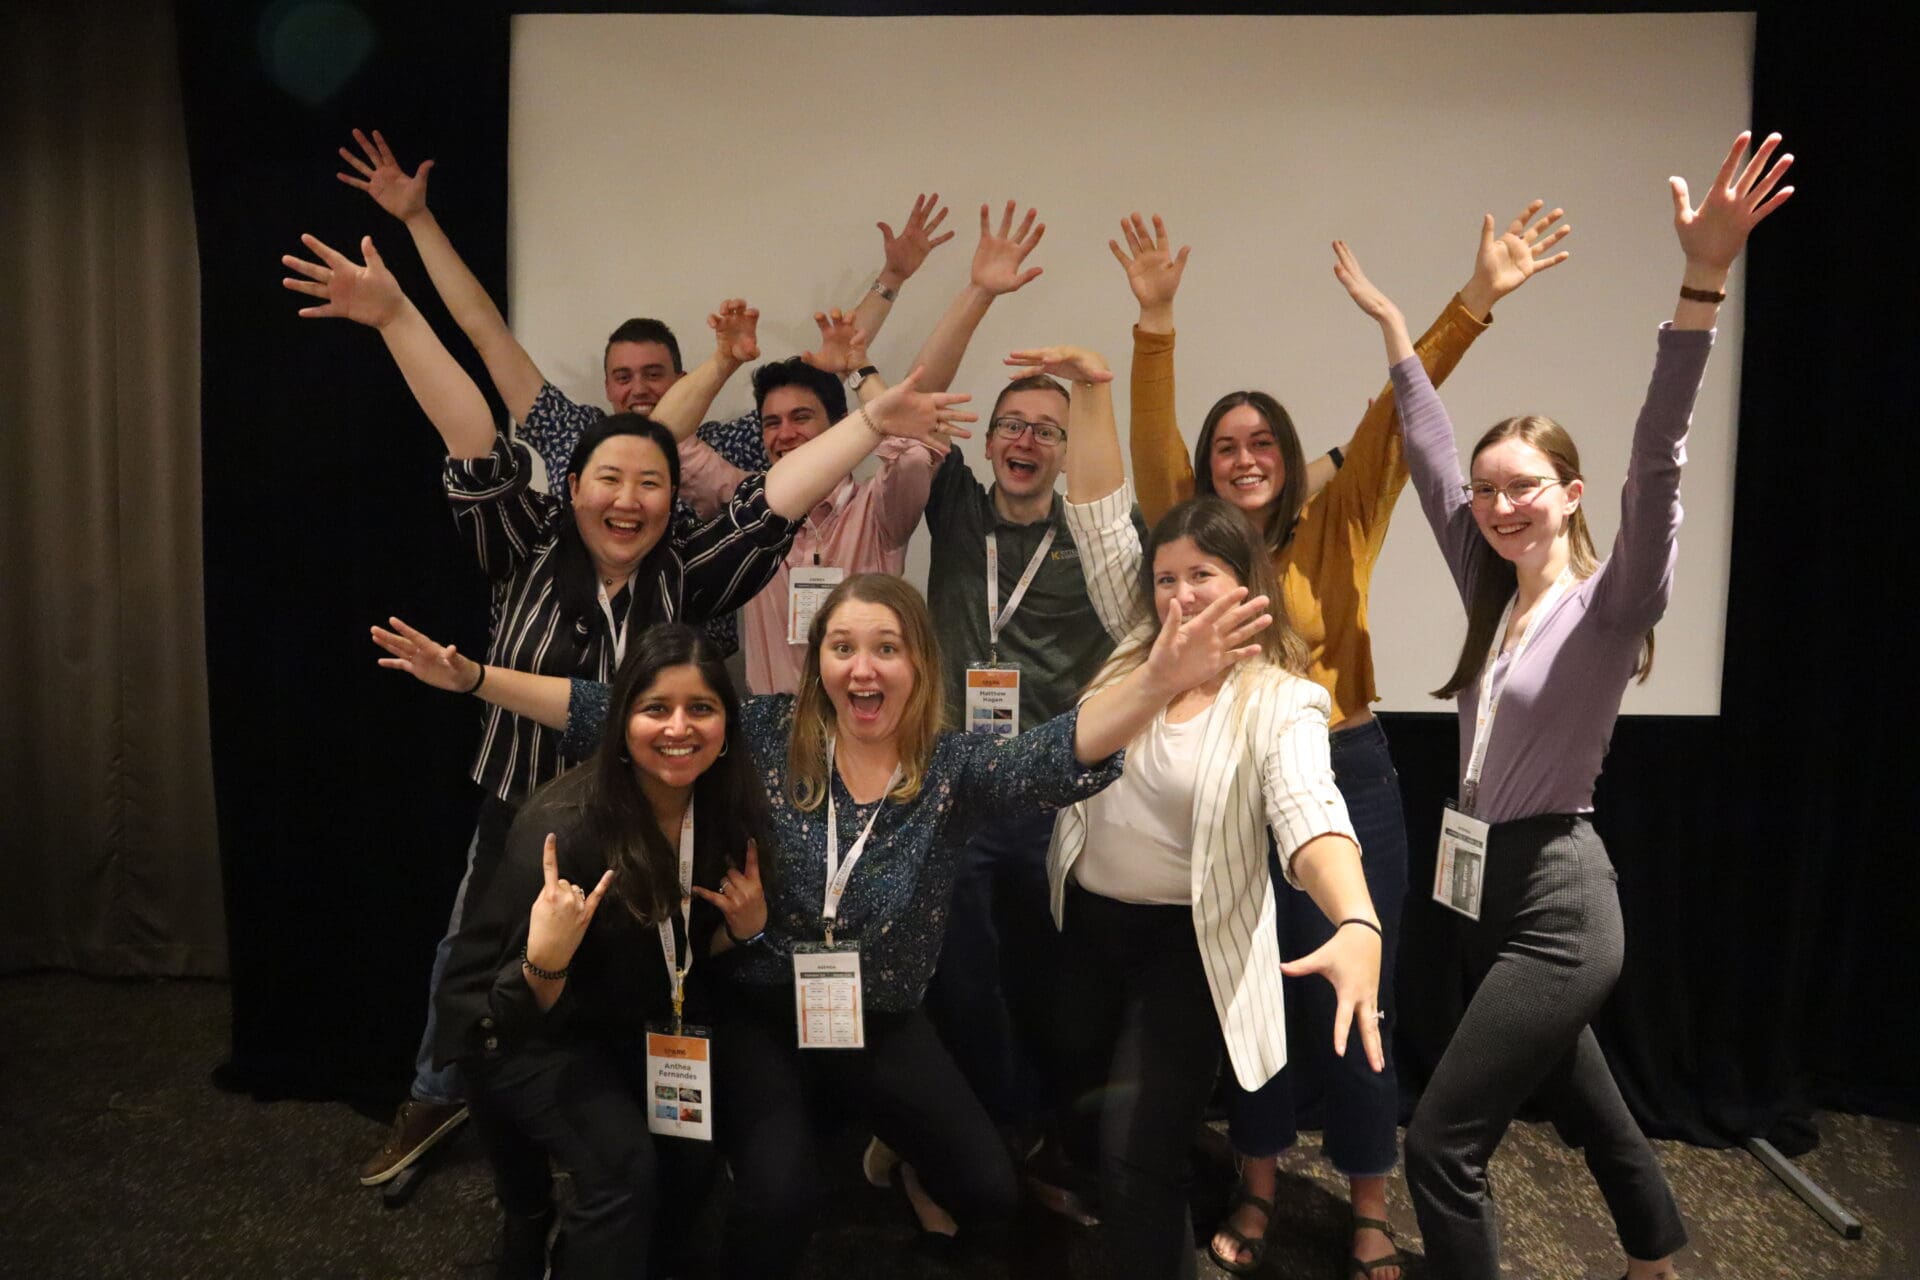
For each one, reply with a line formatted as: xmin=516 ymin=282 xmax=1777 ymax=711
xmin=864 ymin=366 xmax=976 ymax=451
xmin=1672 ymin=130 xmax=1794 ymax=271
xmin=1281 ymin=919 xmax=1385 ymax=1071
xmin=878 ymin=193 xmax=954 ymax=284
xmin=335 ymin=128 xmax=433 ymax=223
xmin=800 ymin=308 xmax=870 ymax=375
xmin=1142 ymin=587 xmax=1272 ymax=699
xmin=1330 ymin=240 xmax=1402 ymax=326
xmin=371 ymin=615 xmax=481 ymax=693
xmin=1004 ymin=345 xmax=1115 ymax=386
xmin=707 ymin=298 xmax=761 ymax=366
xmin=1108 ymin=212 xmax=1191 ymax=314
xmin=691 ymin=839 xmax=768 ymax=944
xmin=1462 ymin=199 xmax=1572 ymax=314
xmin=526 ymin=834 xmax=613 ymax=975
xmin=971 ymin=200 xmax=1046 ymax=296
xmin=282 ymin=233 xmax=407 ymax=329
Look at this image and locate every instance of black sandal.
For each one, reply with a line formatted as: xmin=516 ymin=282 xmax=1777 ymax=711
xmin=1206 ymin=1184 xmax=1276 ymax=1276
xmin=1350 ymin=1214 xmax=1406 ymax=1277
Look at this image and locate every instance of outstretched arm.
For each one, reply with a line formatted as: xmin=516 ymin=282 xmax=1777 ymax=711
xmin=282 ymin=233 xmax=494 ymax=459
xmin=1072 ymin=587 xmax=1273 ymax=763
xmin=909 ymin=200 xmax=1046 ymax=392
xmin=371 ymin=616 xmax=573 ymax=728
xmin=1670 ymin=130 xmax=1793 ymax=331
xmin=850 ymin=192 xmax=954 ymax=349
xmin=1005 ymin=346 xmax=1120 ymax=503
xmin=336 ymin=128 xmax=546 ymax=423
xmin=1111 ymin=212 xmax=1195 ymax=523
xmin=761 ymin=368 xmax=974 ymax=520
xmin=651 ymin=299 xmax=760 ymax=441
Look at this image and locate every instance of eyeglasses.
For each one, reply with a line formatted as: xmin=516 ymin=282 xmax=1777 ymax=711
xmin=1462 ymin=476 xmax=1568 ymax=507
xmin=989 ymin=416 xmax=1068 ymax=446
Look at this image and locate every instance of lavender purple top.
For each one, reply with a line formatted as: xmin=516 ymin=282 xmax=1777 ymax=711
xmin=1394 ymin=324 xmax=1714 ymax=823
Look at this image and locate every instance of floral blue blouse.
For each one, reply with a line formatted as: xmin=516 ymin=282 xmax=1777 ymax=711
xmin=563 ymin=682 xmax=1123 ymax=1011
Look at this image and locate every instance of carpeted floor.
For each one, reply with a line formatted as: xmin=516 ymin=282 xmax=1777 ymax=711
xmin=1 ymin=973 xmax=1911 ymax=1278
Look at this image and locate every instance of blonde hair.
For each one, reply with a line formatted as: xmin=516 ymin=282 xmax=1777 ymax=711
xmin=786 ymin=574 xmax=946 ymax=811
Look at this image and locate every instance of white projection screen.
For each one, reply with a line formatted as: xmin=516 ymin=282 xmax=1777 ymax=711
xmin=507 ymin=11 xmax=1753 ymax=715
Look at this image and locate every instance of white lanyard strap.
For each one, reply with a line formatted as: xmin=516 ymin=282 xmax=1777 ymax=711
xmin=597 ymin=573 xmax=637 ymax=668
xmin=985 ymin=526 xmax=1056 ymax=653
xmin=822 ymin=739 xmax=900 ymax=932
xmin=656 ymin=803 xmax=696 ymax=1021
xmin=1462 ymin=568 xmax=1573 ymax=816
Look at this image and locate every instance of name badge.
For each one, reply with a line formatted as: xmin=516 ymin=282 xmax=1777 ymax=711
xmin=792 ymin=942 xmax=864 ymax=1049
xmin=788 ymin=566 xmax=846 ymax=644
xmin=1432 ymin=804 xmax=1489 ymax=921
xmin=644 ymin=1022 xmax=713 ymax=1141
xmin=964 ymin=664 xmax=1020 ymax=736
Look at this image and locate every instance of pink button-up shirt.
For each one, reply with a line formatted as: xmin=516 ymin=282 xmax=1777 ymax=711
xmin=678 ymin=434 xmax=940 ymax=694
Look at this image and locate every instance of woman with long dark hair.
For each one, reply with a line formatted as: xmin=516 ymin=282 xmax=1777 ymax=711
xmin=1329 ymin=131 xmax=1793 ymax=1280
xmin=435 ymin=623 xmax=774 ymax=1277
xmin=1019 ymin=343 xmax=1385 ymax=1279
xmin=1113 ymin=206 xmax=1571 ymax=1276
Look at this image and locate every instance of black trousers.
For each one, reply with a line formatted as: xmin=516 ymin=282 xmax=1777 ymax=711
xmin=1055 ymin=887 xmax=1226 ymax=1280
xmin=1404 ymin=815 xmax=1687 ymax=1278
xmin=713 ymin=986 xmax=1018 ymax=1279
xmin=464 ymin=1036 xmax=718 ymax=1280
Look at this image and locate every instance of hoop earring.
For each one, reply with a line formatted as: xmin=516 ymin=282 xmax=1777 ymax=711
xmin=718 ymin=738 xmax=729 ymax=757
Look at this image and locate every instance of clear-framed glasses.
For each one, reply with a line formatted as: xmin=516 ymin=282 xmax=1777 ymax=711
xmin=989 ymin=416 xmax=1068 ymax=446
xmin=1463 ymin=475 xmax=1567 ymax=507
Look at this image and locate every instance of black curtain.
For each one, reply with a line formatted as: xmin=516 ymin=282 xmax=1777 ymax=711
xmin=182 ymin=2 xmax=1916 ymax=1140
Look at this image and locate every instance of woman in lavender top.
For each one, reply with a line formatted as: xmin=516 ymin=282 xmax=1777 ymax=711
xmin=1329 ymin=131 xmax=1794 ymax=1280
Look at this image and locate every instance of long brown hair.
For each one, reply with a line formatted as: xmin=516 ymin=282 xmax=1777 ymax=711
xmin=1434 ymin=415 xmax=1655 ymax=699
xmin=1089 ymin=496 xmax=1309 ymax=693
xmin=563 ymin=623 xmax=775 ymax=923
xmin=1192 ymin=390 xmax=1309 ymax=557
xmin=787 ymin=573 xmax=946 ymax=810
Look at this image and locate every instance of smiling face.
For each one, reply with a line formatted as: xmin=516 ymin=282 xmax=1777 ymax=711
xmin=984 ymin=386 xmax=1069 ymax=505
xmin=604 ymin=339 xmax=680 ymax=415
xmin=1151 ymin=535 xmax=1244 ymax=622
xmin=624 ymin=663 xmax=727 ymax=794
xmin=818 ymin=599 xmax=918 ymax=747
xmin=567 ymin=433 xmax=675 ymax=581
xmin=760 ymin=385 xmax=829 ymax=463
xmin=1469 ymin=437 xmax=1583 ymax=569
xmin=1206 ymin=403 xmax=1286 ymax=516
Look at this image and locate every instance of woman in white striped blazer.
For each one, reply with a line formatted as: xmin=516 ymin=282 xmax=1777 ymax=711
xmin=1005 ymin=345 xmax=1386 ymax=1280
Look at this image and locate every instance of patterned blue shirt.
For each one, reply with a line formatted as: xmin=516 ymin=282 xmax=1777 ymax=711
xmin=518 ymin=381 xmax=771 ymax=655
xmin=559 ymin=685 xmax=1124 ymax=1011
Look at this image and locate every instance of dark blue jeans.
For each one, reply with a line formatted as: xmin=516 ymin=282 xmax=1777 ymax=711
xmin=1227 ymin=716 xmax=1410 ymax=1176
xmin=923 ymin=809 xmax=1060 ymax=1130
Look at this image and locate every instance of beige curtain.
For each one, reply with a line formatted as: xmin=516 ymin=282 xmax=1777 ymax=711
xmin=0 ymin=0 xmax=224 ymax=975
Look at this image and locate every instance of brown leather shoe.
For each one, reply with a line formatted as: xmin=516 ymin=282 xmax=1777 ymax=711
xmin=357 ymin=1099 xmax=468 ymax=1185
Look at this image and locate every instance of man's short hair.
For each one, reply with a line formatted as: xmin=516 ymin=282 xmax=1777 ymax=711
xmin=990 ymin=372 xmax=1070 ymax=422
xmin=751 ymin=357 xmax=848 ymax=424
xmin=605 ymin=318 xmax=682 ymax=374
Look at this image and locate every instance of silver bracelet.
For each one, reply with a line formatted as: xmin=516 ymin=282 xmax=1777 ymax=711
xmin=869 ymin=279 xmax=898 ymax=302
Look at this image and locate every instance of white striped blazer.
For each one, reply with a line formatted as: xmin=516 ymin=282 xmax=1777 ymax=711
xmin=1048 ymin=484 xmax=1356 ymax=1090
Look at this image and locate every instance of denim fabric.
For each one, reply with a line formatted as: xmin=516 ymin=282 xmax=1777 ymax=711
xmin=923 ymin=809 xmax=1061 ymax=1127
xmin=1227 ymin=717 xmax=1410 ymax=1175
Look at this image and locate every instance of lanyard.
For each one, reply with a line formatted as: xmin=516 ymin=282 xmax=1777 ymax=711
xmin=1461 ymin=568 xmax=1574 ymax=816
xmin=822 ymin=739 xmax=899 ymax=945
xmin=597 ymin=572 xmax=637 ymax=668
xmin=985 ymin=526 xmax=1055 ymax=661
xmin=656 ymin=803 xmax=695 ymax=1026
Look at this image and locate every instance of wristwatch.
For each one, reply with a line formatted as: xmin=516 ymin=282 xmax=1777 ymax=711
xmin=848 ymin=365 xmax=881 ymax=391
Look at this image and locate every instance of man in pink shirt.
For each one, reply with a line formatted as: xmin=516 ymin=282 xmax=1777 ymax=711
xmin=676 ymin=317 xmax=942 ymax=694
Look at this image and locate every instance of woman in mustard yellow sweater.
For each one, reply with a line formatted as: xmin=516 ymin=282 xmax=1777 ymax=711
xmin=1110 ymin=207 xmax=1570 ymax=1278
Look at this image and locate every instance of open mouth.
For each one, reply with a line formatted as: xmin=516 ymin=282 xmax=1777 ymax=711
xmin=1004 ymin=458 xmax=1039 ymax=480
xmin=1230 ymin=473 xmax=1267 ymax=491
xmin=847 ymin=690 xmax=886 ymax=722
xmin=606 ymin=517 xmax=644 ymax=541
xmin=1491 ymin=520 xmax=1529 ymax=537
xmin=655 ymin=743 xmax=702 ymax=758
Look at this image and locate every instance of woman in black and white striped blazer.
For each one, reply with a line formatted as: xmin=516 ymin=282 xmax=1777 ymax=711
xmin=1003 ymin=345 xmax=1386 ymax=1280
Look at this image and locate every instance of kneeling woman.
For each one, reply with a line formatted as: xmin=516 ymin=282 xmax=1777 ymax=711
xmin=434 ymin=623 xmax=772 ymax=1278
xmin=1020 ymin=346 xmax=1386 ymax=1280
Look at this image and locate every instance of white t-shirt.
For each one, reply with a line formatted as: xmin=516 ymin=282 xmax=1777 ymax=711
xmin=1072 ymin=697 xmax=1216 ymax=905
